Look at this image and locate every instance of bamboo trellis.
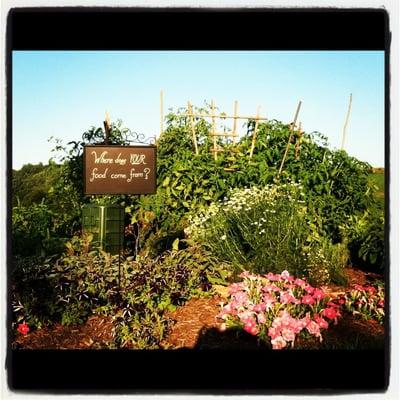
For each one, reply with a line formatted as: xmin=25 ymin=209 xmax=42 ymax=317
xmin=184 ymin=100 xmax=268 ymax=160
xmin=160 ymin=95 xmax=304 ymax=174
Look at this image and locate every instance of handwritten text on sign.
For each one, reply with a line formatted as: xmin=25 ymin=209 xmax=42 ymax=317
xmin=84 ymin=145 xmax=156 ymax=194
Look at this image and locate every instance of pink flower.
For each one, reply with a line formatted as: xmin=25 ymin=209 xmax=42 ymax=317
xmin=365 ymin=286 xmax=377 ymax=295
xmin=263 ymin=284 xmax=280 ymax=292
xmin=222 ymin=303 xmax=232 ymax=313
xmin=281 ymin=270 xmax=294 ymax=281
xmin=268 ymin=327 xmax=280 ymax=340
xmin=291 ymin=319 xmax=305 ymax=334
xmin=304 ymin=285 xmax=315 ymax=295
xmin=243 ymin=318 xmax=259 ymax=335
xmin=239 ymin=271 xmax=252 ymax=279
xmin=294 ymin=278 xmax=306 ymax=287
xmin=313 ymin=289 xmax=325 ymax=301
xmin=257 ymin=313 xmax=266 ymax=324
xmin=228 ymin=282 xmax=244 ymax=294
xmin=280 ymin=291 xmax=297 ymax=305
xmin=238 ymin=311 xmax=253 ymax=323
xmin=306 ymin=320 xmax=321 ymax=337
xmin=262 ymin=293 xmax=276 ymax=308
xmin=252 ymin=303 xmax=266 ymax=312
xmin=284 ymin=283 xmax=298 ymax=292
xmin=266 ymin=272 xmax=280 ymax=281
xmin=314 ymin=315 xmax=329 ymax=329
xmin=281 ymin=328 xmax=296 ymax=342
xmin=280 ymin=316 xmax=292 ymax=329
xmin=17 ymin=323 xmax=30 ymax=335
xmin=233 ymin=291 xmax=249 ymax=305
xmin=354 ymin=284 xmax=364 ymax=291
xmin=301 ymin=294 xmax=315 ymax=305
xmin=378 ymin=299 xmax=384 ymax=307
xmin=322 ymin=307 xmax=340 ymax=320
xmin=299 ymin=316 xmax=310 ymax=329
xmin=271 ymin=336 xmax=287 ymax=350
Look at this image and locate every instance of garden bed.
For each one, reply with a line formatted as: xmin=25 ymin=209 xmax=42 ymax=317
xmin=13 ymin=267 xmax=384 ymax=351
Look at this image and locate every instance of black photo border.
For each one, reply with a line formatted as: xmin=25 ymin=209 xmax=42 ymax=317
xmin=5 ymin=7 xmax=390 ymax=395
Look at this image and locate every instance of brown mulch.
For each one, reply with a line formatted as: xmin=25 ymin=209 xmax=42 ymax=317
xmin=160 ymin=296 xmax=224 ymax=349
xmin=344 ymin=267 xmax=382 ymax=286
xmin=13 ymin=267 xmax=384 ymax=350
xmin=14 ymin=315 xmax=115 ymax=350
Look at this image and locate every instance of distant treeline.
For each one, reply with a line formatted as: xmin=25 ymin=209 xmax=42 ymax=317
xmin=12 ymin=162 xmax=63 ymax=207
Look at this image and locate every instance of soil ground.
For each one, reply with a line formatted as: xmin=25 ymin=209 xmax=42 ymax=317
xmin=13 ymin=267 xmax=384 ymax=350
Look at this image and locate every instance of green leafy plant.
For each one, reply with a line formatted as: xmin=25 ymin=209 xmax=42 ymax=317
xmin=11 ymin=239 xmax=231 ymax=347
xmin=345 ymin=207 xmax=385 ymax=270
xmin=12 ymin=200 xmax=68 ymax=256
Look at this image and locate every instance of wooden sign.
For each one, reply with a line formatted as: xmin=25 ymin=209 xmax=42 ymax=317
xmin=83 ymin=145 xmax=156 ymax=194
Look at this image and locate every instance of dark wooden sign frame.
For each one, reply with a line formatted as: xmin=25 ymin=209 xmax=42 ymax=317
xmin=83 ymin=144 xmax=157 ymax=195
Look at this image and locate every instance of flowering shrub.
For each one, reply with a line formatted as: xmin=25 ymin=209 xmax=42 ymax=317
xmin=217 ymin=270 xmax=341 ymax=349
xmin=217 ymin=270 xmax=384 ymax=350
xmin=339 ymin=283 xmax=385 ymax=324
xmin=188 ymin=183 xmax=348 ymax=285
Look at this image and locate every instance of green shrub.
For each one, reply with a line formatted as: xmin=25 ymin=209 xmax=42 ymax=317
xmin=345 ymin=207 xmax=385 ymax=270
xmin=188 ymin=183 xmax=348 ymax=286
xmin=12 ymin=200 xmax=69 ymax=256
xmin=11 ymin=255 xmax=61 ymax=329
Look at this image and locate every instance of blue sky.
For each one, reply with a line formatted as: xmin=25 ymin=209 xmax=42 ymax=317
xmin=12 ymin=51 xmax=385 ymax=169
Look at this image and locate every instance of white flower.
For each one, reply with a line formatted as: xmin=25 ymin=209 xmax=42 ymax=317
xmin=220 ymin=235 xmax=227 ymax=240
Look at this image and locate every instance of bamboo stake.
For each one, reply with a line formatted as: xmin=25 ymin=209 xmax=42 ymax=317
xmin=104 ymin=111 xmax=111 ymax=144
xmin=341 ymin=93 xmax=353 ymax=150
xmin=211 ymin=100 xmax=217 ymax=161
xmin=233 ymin=100 xmax=238 ymax=143
xmin=249 ymin=106 xmax=261 ymax=159
xmin=188 ymin=101 xmax=199 ymax=155
xmin=277 ymin=101 xmax=302 ymax=177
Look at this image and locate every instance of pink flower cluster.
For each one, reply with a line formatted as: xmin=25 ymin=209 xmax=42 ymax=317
xmin=217 ymin=270 xmax=337 ymax=350
xmin=341 ymin=283 xmax=385 ymax=324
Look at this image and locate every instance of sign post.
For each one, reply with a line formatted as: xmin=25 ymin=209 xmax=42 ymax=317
xmin=83 ymin=144 xmax=157 ymax=298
